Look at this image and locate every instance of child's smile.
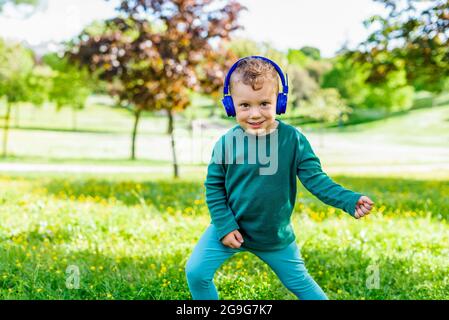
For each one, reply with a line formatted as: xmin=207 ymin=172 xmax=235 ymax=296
xmin=232 ymin=78 xmax=279 ymax=136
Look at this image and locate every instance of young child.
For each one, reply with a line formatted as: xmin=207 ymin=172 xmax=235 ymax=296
xmin=185 ymin=56 xmax=374 ymax=300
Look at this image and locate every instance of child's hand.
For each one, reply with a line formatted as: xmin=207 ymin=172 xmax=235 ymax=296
xmin=221 ymin=230 xmax=244 ymax=248
xmin=355 ymin=195 xmax=375 ymax=219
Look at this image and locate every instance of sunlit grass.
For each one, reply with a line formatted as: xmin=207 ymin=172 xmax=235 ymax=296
xmin=0 ymin=173 xmax=447 ymax=299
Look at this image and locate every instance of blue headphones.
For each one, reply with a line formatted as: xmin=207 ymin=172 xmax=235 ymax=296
xmin=221 ymin=55 xmax=289 ymax=117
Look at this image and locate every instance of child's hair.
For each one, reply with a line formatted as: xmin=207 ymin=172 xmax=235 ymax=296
xmin=230 ymin=57 xmax=279 ymax=94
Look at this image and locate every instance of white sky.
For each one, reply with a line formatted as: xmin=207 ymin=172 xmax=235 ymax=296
xmin=0 ymin=0 xmax=385 ymax=57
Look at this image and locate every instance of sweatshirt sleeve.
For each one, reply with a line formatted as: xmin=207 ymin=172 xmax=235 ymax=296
xmin=296 ymin=131 xmax=363 ymax=217
xmin=204 ymin=137 xmax=240 ymax=240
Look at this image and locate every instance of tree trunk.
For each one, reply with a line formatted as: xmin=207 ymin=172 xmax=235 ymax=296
xmin=14 ymin=104 xmax=20 ymax=127
xmin=72 ymin=108 xmax=78 ymax=131
xmin=130 ymin=109 xmax=142 ymax=160
xmin=167 ymin=109 xmax=179 ymax=179
xmin=209 ymin=105 xmax=216 ymax=118
xmin=2 ymin=101 xmax=11 ymax=158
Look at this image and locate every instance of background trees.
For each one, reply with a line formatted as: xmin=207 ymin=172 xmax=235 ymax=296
xmin=347 ymin=0 xmax=449 ymax=93
xmin=66 ymin=0 xmax=245 ymax=177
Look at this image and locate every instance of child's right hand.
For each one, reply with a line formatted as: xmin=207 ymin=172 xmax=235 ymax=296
xmin=221 ymin=230 xmax=244 ymax=248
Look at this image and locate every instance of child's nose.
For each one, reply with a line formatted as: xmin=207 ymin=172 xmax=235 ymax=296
xmin=249 ymin=106 xmax=262 ymax=117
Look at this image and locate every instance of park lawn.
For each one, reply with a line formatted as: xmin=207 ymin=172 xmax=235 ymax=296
xmin=1 ymin=95 xmax=448 ymax=170
xmin=0 ymin=172 xmax=448 ymax=300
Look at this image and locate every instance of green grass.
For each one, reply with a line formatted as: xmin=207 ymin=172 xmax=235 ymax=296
xmin=0 ymin=172 xmax=447 ymax=299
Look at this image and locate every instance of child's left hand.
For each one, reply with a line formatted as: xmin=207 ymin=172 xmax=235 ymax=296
xmin=355 ymin=195 xmax=374 ymax=219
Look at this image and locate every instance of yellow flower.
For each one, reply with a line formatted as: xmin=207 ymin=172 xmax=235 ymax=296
xmin=166 ymin=206 xmax=175 ymax=214
xmin=90 ymin=266 xmax=96 ymax=271
xmin=36 ymin=288 xmax=43 ymax=293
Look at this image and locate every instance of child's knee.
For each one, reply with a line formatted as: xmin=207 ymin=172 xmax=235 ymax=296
xmin=185 ymin=259 xmax=209 ymax=285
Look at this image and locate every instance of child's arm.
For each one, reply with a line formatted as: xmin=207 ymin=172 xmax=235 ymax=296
xmin=204 ymin=137 xmax=240 ymax=241
xmin=296 ymin=132 xmax=373 ymax=218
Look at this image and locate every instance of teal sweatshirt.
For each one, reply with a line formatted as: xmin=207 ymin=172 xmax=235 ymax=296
xmin=204 ymin=119 xmax=363 ymax=251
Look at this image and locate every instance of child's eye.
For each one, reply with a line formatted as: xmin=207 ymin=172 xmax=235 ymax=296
xmin=240 ymin=103 xmax=249 ymax=108
xmin=261 ymin=102 xmax=270 ymax=108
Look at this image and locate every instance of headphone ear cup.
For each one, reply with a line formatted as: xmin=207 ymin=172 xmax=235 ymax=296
xmin=276 ymin=94 xmax=287 ymax=114
xmin=222 ymin=96 xmax=236 ymax=117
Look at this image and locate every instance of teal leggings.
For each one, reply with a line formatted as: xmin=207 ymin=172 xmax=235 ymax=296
xmin=185 ymin=224 xmax=328 ymax=300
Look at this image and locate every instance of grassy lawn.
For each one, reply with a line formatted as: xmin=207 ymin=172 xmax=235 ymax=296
xmin=0 ymin=172 xmax=448 ymax=299
xmin=1 ymin=95 xmax=448 ymax=170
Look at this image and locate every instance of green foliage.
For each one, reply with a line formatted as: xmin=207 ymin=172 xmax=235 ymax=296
xmin=295 ymin=88 xmax=352 ymax=123
xmin=322 ymin=55 xmax=370 ymax=108
xmin=352 ymin=0 xmax=449 ymax=93
xmin=322 ymin=55 xmax=414 ymax=111
xmin=0 ymin=38 xmax=34 ymax=103
xmin=42 ymin=53 xmax=94 ymax=110
xmin=299 ymin=46 xmax=321 ymax=60
xmin=287 ymin=49 xmax=309 ymax=67
xmin=364 ymin=69 xmax=414 ymax=112
xmin=286 ymin=65 xmax=318 ymax=106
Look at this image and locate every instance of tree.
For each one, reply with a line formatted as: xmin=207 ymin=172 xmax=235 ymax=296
xmin=286 ymin=65 xmax=318 ymax=109
xmin=0 ymin=38 xmax=50 ymax=157
xmin=298 ymin=88 xmax=352 ymax=146
xmin=42 ymin=52 xmax=95 ymax=131
xmin=298 ymin=88 xmax=352 ymax=124
xmin=287 ymin=48 xmax=309 ymax=67
xmin=322 ymin=55 xmax=370 ymax=108
xmin=299 ymin=46 xmax=321 ymax=60
xmin=322 ymin=53 xmax=414 ymax=112
xmin=67 ymin=0 xmax=245 ymax=177
xmin=347 ymin=0 xmax=449 ymax=93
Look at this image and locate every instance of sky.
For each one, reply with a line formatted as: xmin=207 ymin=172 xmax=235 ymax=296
xmin=0 ymin=0 xmax=386 ymax=57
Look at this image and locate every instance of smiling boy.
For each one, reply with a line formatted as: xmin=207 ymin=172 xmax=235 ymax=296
xmin=185 ymin=56 xmax=375 ymax=300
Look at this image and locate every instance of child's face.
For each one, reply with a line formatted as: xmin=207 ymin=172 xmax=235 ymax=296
xmin=231 ymin=78 xmax=278 ymax=136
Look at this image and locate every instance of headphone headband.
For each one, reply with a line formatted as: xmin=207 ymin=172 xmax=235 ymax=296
xmin=223 ymin=56 xmax=289 ymax=95
xmin=221 ymin=55 xmax=289 ymax=117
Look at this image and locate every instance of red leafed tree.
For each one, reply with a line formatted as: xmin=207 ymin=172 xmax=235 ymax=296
xmin=66 ymin=0 xmax=245 ymax=178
